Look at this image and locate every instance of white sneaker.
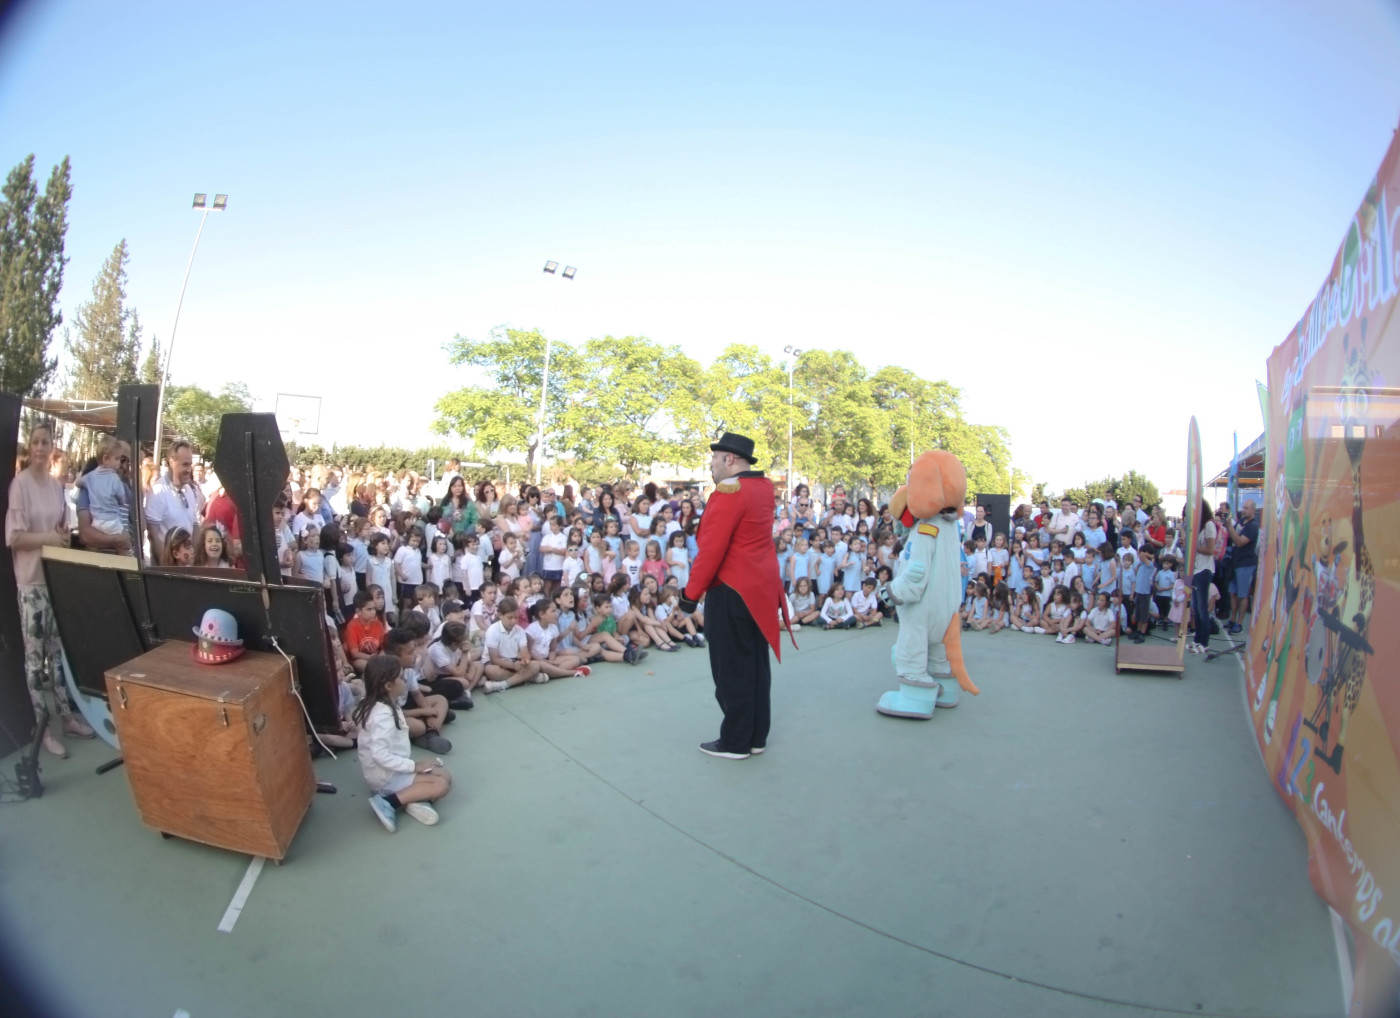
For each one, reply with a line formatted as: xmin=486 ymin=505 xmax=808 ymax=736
xmin=484 ymin=680 xmax=508 ymax=694
xmin=1064 ymin=634 xmax=1076 ymax=644
xmin=791 ymin=623 xmax=801 ymax=631
xmin=1033 ymin=627 xmax=1046 ymax=634
xmin=1055 ymin=635 xmax=1066 ymax=643
xmin=404 ymin=802 xmax=439 ymax=826
xmin=532 ymin=674 xmax=550 ymax=684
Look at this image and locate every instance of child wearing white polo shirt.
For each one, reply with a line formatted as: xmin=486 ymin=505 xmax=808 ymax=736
xmin=481 ymin=596 xmax=545 ymax=692
xmin=850 ymin=576 xmax=883 ymax=627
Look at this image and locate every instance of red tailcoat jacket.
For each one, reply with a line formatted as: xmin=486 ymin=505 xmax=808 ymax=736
xmin=682 ymin=471 xmax=787 ymax=660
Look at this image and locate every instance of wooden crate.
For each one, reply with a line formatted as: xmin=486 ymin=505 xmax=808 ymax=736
xmin=105 ymin=642 xmax=315 ymax=860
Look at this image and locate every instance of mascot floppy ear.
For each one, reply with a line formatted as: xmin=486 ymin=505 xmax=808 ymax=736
xmin=889 ymin=485 xmax=912 ymax=531
xmin=905 ymin=451 xmax=967 ymax=520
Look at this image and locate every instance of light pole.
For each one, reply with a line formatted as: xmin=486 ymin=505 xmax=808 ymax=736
xmin=153 ymin=192 xmax=227 ymax=468
xmin=537 ymin=261 xmax=576 ymax=484
xmin=783 ymin=345 xmax=803 ymax=497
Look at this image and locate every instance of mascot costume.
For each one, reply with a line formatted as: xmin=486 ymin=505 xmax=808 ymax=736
xmin=877 ymin=450 xmax=980 ymax=719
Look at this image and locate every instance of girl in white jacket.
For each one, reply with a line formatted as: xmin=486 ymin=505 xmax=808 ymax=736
xmin=353 ymin=655 xmax=452 ymax=833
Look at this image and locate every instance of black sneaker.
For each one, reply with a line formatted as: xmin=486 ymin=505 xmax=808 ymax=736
xmin=623 ymin=646 xmax=638 ymax=665
xmin=443 ymin=709 xmax=457 ymax=725
xmin=699 ymin=740 xmax=749 ymax=760
xmin=448 ymin=696 xmax=474 ymax=711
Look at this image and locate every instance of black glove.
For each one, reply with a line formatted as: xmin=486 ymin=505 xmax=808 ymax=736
xmin=678 ymin=595 xmax=699 ymax=615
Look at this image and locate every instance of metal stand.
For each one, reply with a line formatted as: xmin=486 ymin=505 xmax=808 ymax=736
xmin=14 ymin=707 xmax=49 ymax=800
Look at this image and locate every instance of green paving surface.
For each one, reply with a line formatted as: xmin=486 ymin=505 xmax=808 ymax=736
xmin=0 ymin=624 xmax=1344 ymax=1018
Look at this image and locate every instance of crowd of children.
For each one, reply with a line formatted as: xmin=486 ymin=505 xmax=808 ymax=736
xmin=950 ymin=502 xmax=1197 ymax=647
xmin=243 ymin=469 xmax=1194 ymax=831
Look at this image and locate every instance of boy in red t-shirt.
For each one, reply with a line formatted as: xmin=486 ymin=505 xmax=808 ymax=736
xmin=343 ymin=590 xmax=387 ymax=674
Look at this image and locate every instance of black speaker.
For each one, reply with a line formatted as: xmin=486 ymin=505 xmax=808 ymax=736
xmin=0 ymin=393 xmax=36 ymax=757
xmin=213 ymin=413 xmax=289 ymax=587
xmin=116 ymin=383 xmax=159 ymax=447
xmin=977 ymin=493 xmax=1011 ymax=542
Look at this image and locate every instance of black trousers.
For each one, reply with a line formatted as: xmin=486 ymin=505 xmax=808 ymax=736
xmin=705 ymin=583 xmax=771 ymax=752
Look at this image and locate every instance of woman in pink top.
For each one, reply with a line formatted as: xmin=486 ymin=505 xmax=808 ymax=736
xmin=5 ymin=421 xmax=96 ymax=757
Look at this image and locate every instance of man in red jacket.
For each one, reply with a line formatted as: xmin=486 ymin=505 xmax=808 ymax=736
xmin=678 ymin=432 xmax=787 ymax=760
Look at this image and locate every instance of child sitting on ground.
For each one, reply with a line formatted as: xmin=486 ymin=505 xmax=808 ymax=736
xmin=986 ymin=583 xmax=1010 ymax=633
xmin=1056 ymin=591 xmax=1088 ymax=644
xmin=1084 ymin=592 xmax=1117 ymax=645
xmin=344 ymin=589 xmax=388 ymax=674
xmin=426 ymin=618 xmax=484 ymax=703
xmin=820 ymin=583 xmax=857 ymax=629
xmin=524 ymin=600 xmax=593 ymax=678
xmin=355 ymin=654 xmax=452 ymax=833
xmin=582 ymin=592 xmax=645 ymax=664
xmin=1012 ymin=587 xmax=1043 ymax=633
xmin=966 ymin=582 xmax=991 ymax=631
xmin=655 ymin=587 xmax=703 ymax=647
xmin=790 ymin=576 xmax=820 ymax=628
xmin=850 ymin=576 xmax=883 ymax=627
xmin=556 ymin=586 xmax=626 ymax=664
xmin=384 ymin=625 xmax=453 ymax=752
xmin=481 ymin=596 xmax=546 ymax=692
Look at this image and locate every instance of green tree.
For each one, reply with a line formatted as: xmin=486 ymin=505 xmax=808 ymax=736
xmin=701 ymin=344 xmax=791 ymax=475
xmin=0 ymin=154 xmax=71 ymax=396
xmin=868 ymin=366 xmax=965 ymax=488
xmin=165 ymin=381 xmax=253 ymax=456
xmin=791 ymin=349 xmax=885 ymax=488
xmin=432 ymin=327 xmax=581 ymax=475
xmin=140 ymin=336 xmax=164 ymax=386
xmin=561 ymin=335 xmax=708 ymax=476
xmin=1062 ymin=471 xmax=1161 ymax=511
xmin=65 ymin=240 xmax=142 ymax=400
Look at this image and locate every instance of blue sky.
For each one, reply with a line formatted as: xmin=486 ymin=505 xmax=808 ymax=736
xmin=2 ymin=0 xmax=1399 ymax=495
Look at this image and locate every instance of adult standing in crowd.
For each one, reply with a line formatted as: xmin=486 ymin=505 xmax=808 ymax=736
xmin=1221 ymin=500 xmax=1258 ymax=635
xmin=678 ymin=433 xmax=786 ymax=761
xmin=1130 ymin=493 xmax=1150 ymax=526
xmin=1082 ymin=507 xmax=1108 ymax=550
xmin=1048 ymin=496 xmax=1081 ymax=548
xmin=591 ymin=486 xmax=622 ymax=533
xmin=1189 ymin=500 xmax=1218 ymax=653
xmin=145 ymin=440 xmax=202 ymax=559
xmin=965 ymin=504 xmax=993 ymax=544
xmin=441 ymin=475 xmax=478 ymax=538
xmin=5 ymin=421 xmax=96 ymax=757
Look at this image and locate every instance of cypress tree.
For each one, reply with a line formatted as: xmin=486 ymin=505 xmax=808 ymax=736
xmin=66 ymin=239 xmax=143 ymax=401
xmin=0 ymin=155 xmax=72 ymax=396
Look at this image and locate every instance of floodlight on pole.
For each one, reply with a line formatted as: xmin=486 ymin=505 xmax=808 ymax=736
xmin=536 ymin=261 xmax=577 ymax=484
xmin=783 ymin=345 xmax=803 ymax=497
xmin=153 ymin=191 xmax=229 ymax=468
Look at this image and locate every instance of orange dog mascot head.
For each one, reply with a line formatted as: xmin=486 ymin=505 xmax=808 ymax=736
xmin=889 ymin=451 xmax=968 ymax=531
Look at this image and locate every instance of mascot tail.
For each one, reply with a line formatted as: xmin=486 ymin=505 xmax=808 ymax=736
xmin=942 ymin=613 xmax=980 ymax=695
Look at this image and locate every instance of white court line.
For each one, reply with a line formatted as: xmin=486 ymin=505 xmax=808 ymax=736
xmin=1330 ymin=907 xmax=1354 ymax=1013
xmin=174 ymin=1011 xmax=191 ymax=1018
xmin=217 ymin=857 xmax=265 ymax=933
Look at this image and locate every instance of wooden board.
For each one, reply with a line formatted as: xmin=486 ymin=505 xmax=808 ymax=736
xmin=1115 ymin=637 xmax=1185 ymax=675
xmin=105 ymin=643 xmax=315 ymax=860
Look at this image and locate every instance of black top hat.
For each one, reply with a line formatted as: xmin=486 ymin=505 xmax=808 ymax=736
xmin=710 ymin=432 xmax=757 ymax=464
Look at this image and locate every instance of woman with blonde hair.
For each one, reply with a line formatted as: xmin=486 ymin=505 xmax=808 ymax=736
xmin=5 ymin=421 xmax=96 ymax=757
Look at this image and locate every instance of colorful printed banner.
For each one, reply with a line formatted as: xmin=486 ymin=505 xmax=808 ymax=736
xmin=1246 ymin=120 xmax=1400 ymax=1017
